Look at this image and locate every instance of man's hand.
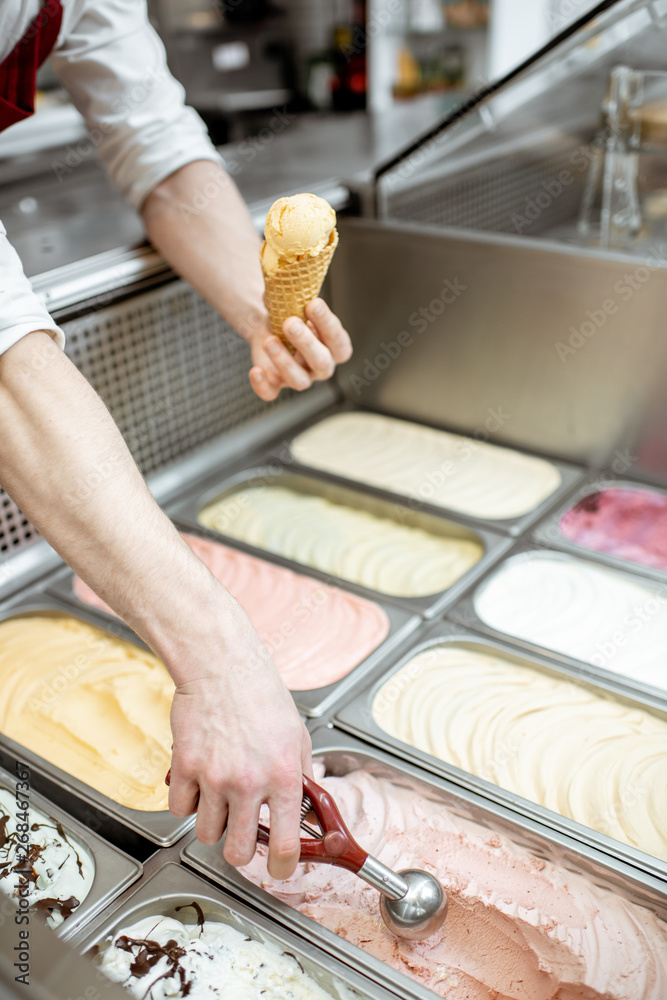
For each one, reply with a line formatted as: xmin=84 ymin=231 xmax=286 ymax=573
xmin=248 ymin=298 xmax=352 ymax=402
xmin=167 ymin=623 xmax=312 ymax=881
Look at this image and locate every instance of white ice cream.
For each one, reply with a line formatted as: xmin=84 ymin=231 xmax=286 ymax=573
xmin=99 ymin=912 xmax=338 ymax=999
xmin=474 ymin=551 xmax=667 ymax=691
xmin=0 ymin=787 xmax=94 ymax=929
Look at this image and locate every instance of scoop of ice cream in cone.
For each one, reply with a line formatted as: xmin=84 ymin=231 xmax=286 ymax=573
xmin=261 ymin=193 xmax=339 ymax=349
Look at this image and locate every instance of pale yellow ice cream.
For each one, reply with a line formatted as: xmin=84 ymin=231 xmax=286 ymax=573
xmin=372 ymin=644 xmax=667 ymax=860
xmin=198 ymin=485 xmax=483 ymax=597
xmin=264 ymin=193 xmax=336 ymax=266
xmin=0 ymin=616 xmax=173 ymax=811
xmin=291 ymin=412 xmax=562 ymax=520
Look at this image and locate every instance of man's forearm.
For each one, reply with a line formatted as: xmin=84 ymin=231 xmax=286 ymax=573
xmin=141 ymin=161 xmax=266 ymax=342
xmin=0 ymin=331 xmax=311 ymax=874
xmin=0 ymin=331 xmax=246 ymax=676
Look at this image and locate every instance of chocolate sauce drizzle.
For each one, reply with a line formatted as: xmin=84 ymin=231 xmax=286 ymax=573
xmin=112 ymin=904 xmax=312 ymax=998
xmin=114 ymin=934 xmax=191 ymax=998
xmin=175 ymin=901 xmax=205 ymax=935
xmin=0 ymin=800 xmax=84 ymax=922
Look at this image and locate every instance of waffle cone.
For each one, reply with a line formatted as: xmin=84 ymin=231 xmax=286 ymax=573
xmin=261 ymin=229 xmax=339 ymax=348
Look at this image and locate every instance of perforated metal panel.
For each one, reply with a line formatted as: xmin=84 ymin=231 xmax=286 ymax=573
xmin=383 ymin=142 xmax=585 ymax=237
xmin=0 ymin=279 xmax=296 ymax=562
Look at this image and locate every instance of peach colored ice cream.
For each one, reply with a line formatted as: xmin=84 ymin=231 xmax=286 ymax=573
xmin=73 ymin=533 xmax=390 ymax=690
xmin=241 ymin=767 xmax=667 ymax=1000
xmin=264 ymin=193 xmax=336 ymax=266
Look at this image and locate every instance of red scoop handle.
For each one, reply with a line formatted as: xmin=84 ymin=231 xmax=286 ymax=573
xmin=165 ymin=770 xmax=367 ymax=873
xmin=259 ymin=774 xmax=368 ymax=873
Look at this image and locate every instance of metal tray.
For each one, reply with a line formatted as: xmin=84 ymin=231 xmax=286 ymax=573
xmin=77 ymin=861 xmax=396 ymax=1000
xmin=45 ymin=562 xmax=421 ymax=720
xmin=169 ymin=465 xmax=512 ymax=620
xmin=276 ymin=403 xmax=585 ymax=538
xmin=0 ymin=763 xmax=142 ymax=942
xmin=448 ymin=543 xmax=667 ymax=708
xmin=0 ymin=597 xmax=193 ymax=846
xmin=533 ymin=475 xmax=667 ymax=583
xmin=181 ymin=729 xmax=667 ymax=1000
xmin=333 ymin=621 xmax=667 ymax=882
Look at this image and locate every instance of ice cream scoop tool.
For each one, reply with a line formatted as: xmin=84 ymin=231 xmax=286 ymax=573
xmin=257 ymin=774 xmax=448 ymax=941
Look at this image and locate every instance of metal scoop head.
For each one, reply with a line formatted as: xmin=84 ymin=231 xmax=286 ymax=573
xmin=258 ymin=775 xmax=448 ymax=941
xmin=380 ymin=869 xmax=448 ymax=940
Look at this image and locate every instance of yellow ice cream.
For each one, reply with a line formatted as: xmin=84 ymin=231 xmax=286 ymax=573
xmin=0 ymin=616 xmax=173 ymax=811
xmin=198 ymin=485 xmax=483 ymax=597
xmin=264 ymin=194 xmax=336 ymax=264
xmin=373 ymin=645 xmax=667 ymax=860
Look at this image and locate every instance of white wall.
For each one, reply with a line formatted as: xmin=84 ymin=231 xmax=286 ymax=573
xmin=488 ymin=0 xmax=600 ymax=80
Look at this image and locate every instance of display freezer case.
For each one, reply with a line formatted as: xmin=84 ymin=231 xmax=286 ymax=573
xmin=0 ymin=0 xmax=666 ymax=980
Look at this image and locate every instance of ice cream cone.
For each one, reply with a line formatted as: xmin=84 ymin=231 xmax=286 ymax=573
xmin=260 ymin=193 xmax=339 ymax=351
xmin=261 ymin=229 xmax=339 ymax=348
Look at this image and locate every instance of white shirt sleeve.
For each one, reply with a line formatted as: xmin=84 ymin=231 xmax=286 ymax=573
xmin=50 ymin=0 xmax=223 ymax=211
xmin=0 ymin=222 xmax=65 ymax=358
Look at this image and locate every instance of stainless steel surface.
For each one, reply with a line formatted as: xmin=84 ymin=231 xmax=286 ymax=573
xmin=533 ymin=474 xmax=667 ymax=581
xmin=170 ymin=461 xmax=512 ymax=619
xmin=77 ymin=861 xmax=396 ymax=1000
xmin=0 ymin=764 xmax=142 ymax=942
xmin=0 ymin=916 xmax=129 ymax=1000
xmin=0 ymin=598 xmax=193 ymax=846
xmin=44 ymin=539 xmax=421 ymax=721
xmin=378 ymin=870 xmax=448 ymax=942
xmin=182 ymin=729 xmax=667 ymax=1000
xmin=356 ymin=857 xmax=407 ymax=900
xmin=448 ymin=544 xmax=667 ymax=708
xmin=330 ymin=219 xmax=667 ymax=476
xmin=282 ymin=402 xmax=585 ymax=538
xmin=0 ymin=158 xmax=145 ymax=278
xmin=32 ymin=245 xmax=170 ymax=315
xmin=333 ymin=621 xmax=667 ymax=881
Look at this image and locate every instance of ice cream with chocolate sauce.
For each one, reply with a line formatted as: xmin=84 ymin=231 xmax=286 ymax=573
xmin=99 ymin=903 xmax=338 ymax=999
xmin=0 ymin=787 xmax=94 ymax=929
